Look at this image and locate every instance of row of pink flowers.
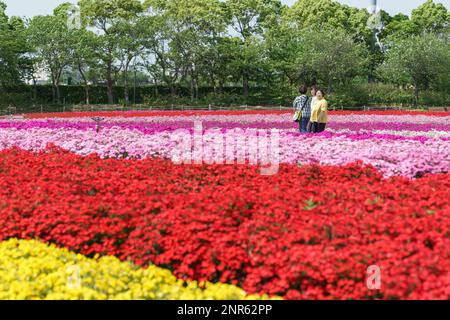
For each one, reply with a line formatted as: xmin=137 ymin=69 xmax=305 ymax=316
xmin=0 ymin=127 xmax=448 ymax=178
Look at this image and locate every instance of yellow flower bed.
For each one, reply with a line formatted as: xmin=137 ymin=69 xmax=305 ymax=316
xmin=0 ymin=239 xmax=278 ymax=300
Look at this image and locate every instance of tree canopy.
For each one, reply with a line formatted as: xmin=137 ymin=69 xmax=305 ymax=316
xmin=0 ymin=0 xmax=449 ymax=106
xmin=378 ymin=33 xmax=450 ymax=105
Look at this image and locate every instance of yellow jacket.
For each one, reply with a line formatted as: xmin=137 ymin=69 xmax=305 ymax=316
xmin=310 ymin=99 xmax=328 ymax=123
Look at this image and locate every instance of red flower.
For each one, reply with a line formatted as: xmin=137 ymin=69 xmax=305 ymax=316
xmin=0 ymin=147 xmax=448 ymax=299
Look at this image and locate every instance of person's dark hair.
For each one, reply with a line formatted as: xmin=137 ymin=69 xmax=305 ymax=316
xmin=316 ymin=89 xmax=326 ymax=97
xmin=311 ymin=85 xmax=318 ymax=92
xmin=299 ymin=85 xmax=308 ymax=95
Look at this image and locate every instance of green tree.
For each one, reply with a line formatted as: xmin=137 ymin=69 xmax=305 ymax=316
xmin=411 ymin=0 xmax=449 ymax=34
xmin=27 ymin=9 xmax=73 ymax=104
xmin=378 ymin=33 xmax=450 ymax=106
xmin=296 ymin=28 xmax=369 ymax=94
xmin=265 ymin=3 xmax=309 ymax=88
xmin=0 ymin=2 xmax=27 ymax=86
xmin=115 ymin=17 xmax=145 ymax=105
xmin=144 ymin=0 xmax=228 ymax=101
xmin=79 ymin=0 xmax=143 ymax=104
xmin=381 ymin=13 xmax=413 ymax=39
xmin=283 ymin=0 xmax=374 ymax=85
xmin=70 ymin=28 xmax=100 ymax=105
xmin=223 ymin=35 xmax=266 ymax=97
xmin=226 ymin=0 xmax=283 ymax=97
xmin=138 ymin=13 xmax=179 ymax=96
xmin=286 ymin=0 xmax=371 ymax=43
xmin=383 ymin=1 xmax=449 ymax=38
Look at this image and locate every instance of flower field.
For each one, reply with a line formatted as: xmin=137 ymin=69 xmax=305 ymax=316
xmin=0 ymin=110 xmax=449 ymax=300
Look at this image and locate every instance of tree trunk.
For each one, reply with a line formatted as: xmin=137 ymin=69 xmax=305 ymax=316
xmin=167 ymin=77 xmax=176 ymax=97
xmin=56 ymin=84 xmax=61 ymax=105
xmin=31 ymin=76 xmax=37 ymax=102
xmin=55 ymin=67 xmax=65 ymax=105
xmin=107 ymin=79 xmax=114 ymax=104
xmin=209 ymin=73 xmax=216 ymax=94
xmin=190 ymin=76 xmax=195 ymax=101
xmin=124 ymin=58 xmax=132 ymax=106
xmin=85 ymin=86 xmax=90 ymax=105
xmin=106 ymin=61 xmax=114 ymax=104
xmin=154 ymin=77 xmax=159 ymax=96
xmin=414 ymin=85 xmax=420 ymax=107
xmin=50 ymin=73 xmax=57 ymax=104
xmin=52 ymin=80 xmax=61 ymax=105
xmin=190 ymin=66 xmax=198 ymax=101
xmin=124 ymin=72 xmax=130 ymax=106
xmin=78 ymin=65 xmax=90 ymax=105
xmin=218 ymin=77 xmax=224 ymax=94
xmin=243 ymin=72 xmax=249 ymax=97
xmin=162 ymin=65 xmax=176 ymax=98
xmin=195 ymin=74 xmax=199 ymax=101
xmin=51 ymin=84 xmax=56 ymax=104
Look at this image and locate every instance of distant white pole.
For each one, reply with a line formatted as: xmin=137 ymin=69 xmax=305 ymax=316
xmin=370 ymin=0 xmax=377 ymax=14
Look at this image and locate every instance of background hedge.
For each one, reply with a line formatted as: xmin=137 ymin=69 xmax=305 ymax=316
xmin=0 ymin=84 xmax=448 ymax=112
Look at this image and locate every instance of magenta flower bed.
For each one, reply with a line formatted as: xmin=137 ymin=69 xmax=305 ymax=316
xmin=0 ymin=113 xmax=448 ymax=178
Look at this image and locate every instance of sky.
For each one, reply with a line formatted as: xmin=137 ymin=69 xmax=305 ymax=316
xmin=3 ymin=0 xmax=450 ymax=18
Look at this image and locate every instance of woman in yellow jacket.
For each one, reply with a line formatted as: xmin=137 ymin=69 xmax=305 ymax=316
xmin=309 ymin=89 xmax=328 ymax=133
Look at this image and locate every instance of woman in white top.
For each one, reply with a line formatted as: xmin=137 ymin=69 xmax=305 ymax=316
xmin=307 ymin=86 xmax=318 ymax=132
xmin=310 ymin=86 xmax=318 ymax=110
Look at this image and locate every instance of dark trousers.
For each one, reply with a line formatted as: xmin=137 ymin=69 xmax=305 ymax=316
xmin=311 ymin=122 xmax=326 ymax=133
xmin=299 ymin=117 xmax=310 ymax=133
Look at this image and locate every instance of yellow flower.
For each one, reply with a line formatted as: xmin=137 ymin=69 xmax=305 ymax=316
xmin=0 ymin=239 xmax=280 ymax=300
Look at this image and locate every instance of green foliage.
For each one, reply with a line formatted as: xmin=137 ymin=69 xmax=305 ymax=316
xmin=286 ymin=0 xmax=371 ymax=43
xmin=377 ymin=33 xmax=450 ymax=105
xmin=1 ymin=83 xmax=448 ymax=110
xmin=296 ymin=28 xmax=369 ymax=93
xmin=143 ymin=0 xmax=229 ymax=100
xmin=411 ymin=0 xmax=449 ymax=34
xmin=26 ymin=12 xmax=74 ymax=103
xmin=0 ymin=0 xmax=449 ymax=108
xmin=382 ymin=0 xmax=449 ymax=38
xmin=79 ymin=0 xmax=143 ymax=29
xmin=79 ymin=0 xmax=144 ymax=104
xmin=0 ymin=3 xmax=28 ymax=86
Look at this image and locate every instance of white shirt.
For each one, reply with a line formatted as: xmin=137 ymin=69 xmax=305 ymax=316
xmin=310 ymin=96 xmax=318 ymax=109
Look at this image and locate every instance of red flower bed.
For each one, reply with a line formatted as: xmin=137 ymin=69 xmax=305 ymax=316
xmin=0 ymin=147 xmax=448 ymax=299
